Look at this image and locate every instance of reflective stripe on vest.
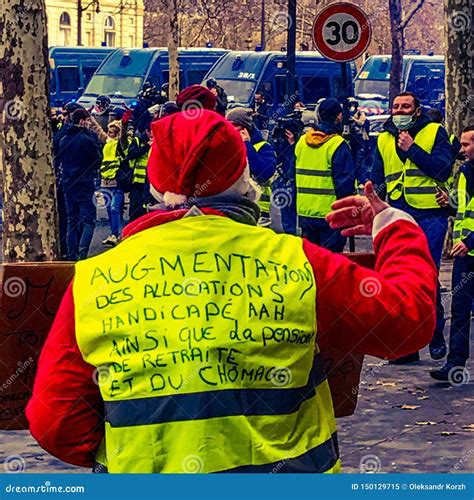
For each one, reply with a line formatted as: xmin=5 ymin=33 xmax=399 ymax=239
xmin=377 ymin=122 xmax=449 ymax=209
xmin=74 ymin=215 xmax=339 ymax=473
xmin=131 ymin=138 xmax=149 ymax=185
xmin=295 ymin=134 xmax=344 ymax=218
xmin=254 ymin=141 xmax=272 ymax=214
xmin=101 ymin=139 xmax=120 ymax=180
xmin=453 ymin=172 xmax=474 ymax=256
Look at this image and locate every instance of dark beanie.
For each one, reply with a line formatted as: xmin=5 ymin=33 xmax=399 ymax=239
xmin=226 ymin=107 xmax=254 ymax=131
xmin=318 ymin=98 xmax=343 ymax=122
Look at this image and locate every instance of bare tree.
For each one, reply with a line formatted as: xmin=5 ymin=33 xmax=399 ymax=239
xmin=444 ymin=0 xmax=473 ymax=135
xmin=388 ymin=0 xmax=426 ymax=105
xmin=0 ymin=0 xmax=59 ymax=262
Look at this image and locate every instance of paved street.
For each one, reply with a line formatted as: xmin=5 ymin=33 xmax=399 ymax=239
xmin=0 ymin=211 xmax=473 ymax=474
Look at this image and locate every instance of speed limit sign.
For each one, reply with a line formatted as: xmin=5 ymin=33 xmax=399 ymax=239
xmin=313 ymin=3 xmax=371 ymax=62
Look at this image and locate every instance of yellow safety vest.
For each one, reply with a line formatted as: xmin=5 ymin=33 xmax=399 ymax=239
xmin=453 ymin=172 xmax=474 ymax=256
xmin=253 ymin=141 xmax=273 ymax=214
xmin=131 ymin=138 xmax=149 ymax=185
xmin=74 ymin=215 xmax=339 ymax=474
xmin=101 ymin=139 xmax=121 ymax=180
xmin=378 ymin=122 xmax=450 ymax=209
xmin=295 ymin=134 xmax=344 ymax=218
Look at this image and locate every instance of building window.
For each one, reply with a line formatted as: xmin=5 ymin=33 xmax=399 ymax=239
xmin=86 ymin=31 xmax=93 ymax=46
xmin=129 ymin=17 xmax=134 ymax=25
xmin=129 ymin=35 xmax=134 ymax=47
xmin=104 ymin=16 xmax=116 ymax=47
xmin=86 ymin=12 xmax=92 ymax=21
xmin=59 ymin=11 xmax=72 ymax=46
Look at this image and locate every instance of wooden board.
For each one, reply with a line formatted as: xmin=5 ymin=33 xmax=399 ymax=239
xmin=0 ymin=253 xmax=375 ymax=429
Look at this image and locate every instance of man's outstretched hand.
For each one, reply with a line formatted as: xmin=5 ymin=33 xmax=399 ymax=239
xmin=326 ymin=181 xmax=389 ymax=236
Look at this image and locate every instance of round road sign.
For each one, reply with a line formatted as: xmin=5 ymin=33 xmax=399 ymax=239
xmin=313 ymin=2 xmax=372 ymax=62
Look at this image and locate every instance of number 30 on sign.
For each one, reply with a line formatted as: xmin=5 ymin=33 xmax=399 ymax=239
xmin=312 ymin=2 xmax=372 ymax=62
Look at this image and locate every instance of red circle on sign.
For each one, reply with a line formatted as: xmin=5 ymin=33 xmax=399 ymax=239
xmin=313 ymin=2 xmax=371 ymax=62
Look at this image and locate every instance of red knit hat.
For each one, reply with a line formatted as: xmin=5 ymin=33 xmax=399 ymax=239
xmin=176 ymin=85 xmax=217 ymax=111
xmin=148 ymin=110 xmax=247 ymax=203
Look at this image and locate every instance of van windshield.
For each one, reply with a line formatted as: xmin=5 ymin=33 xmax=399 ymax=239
xmin=84 ymin=75 xmax=144 ymax=98
xmin=217 ymin=79 xmax=256 ymax=105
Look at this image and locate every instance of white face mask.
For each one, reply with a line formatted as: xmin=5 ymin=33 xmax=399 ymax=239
xmin=393 ymin=112 xmax=416 ymax=130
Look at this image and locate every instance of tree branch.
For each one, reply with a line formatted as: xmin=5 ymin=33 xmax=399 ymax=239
xmin=399 ymin=0 xmax=425 ymax=32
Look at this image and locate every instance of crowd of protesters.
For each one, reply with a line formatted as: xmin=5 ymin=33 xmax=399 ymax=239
xmin=51 ymin=83 xmax=473 ymax=384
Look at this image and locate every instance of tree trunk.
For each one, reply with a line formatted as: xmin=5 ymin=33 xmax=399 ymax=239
xmin=388 ymin=0 xmax=405 ymax=107
xmin=0 ymin=0 xmax=59 ymax=262
xmin=168 ymin=0 xmax=180 ymax=100
xmin=444 ymin=0 xmax=473 ymax=135
xmin=442 ymin=0 xmax=473 ymax=259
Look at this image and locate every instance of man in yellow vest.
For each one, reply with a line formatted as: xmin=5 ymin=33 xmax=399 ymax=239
xmin=431 ymin=125 xmax=474 ymax=382
xmin=226 ymin=107 xmax=277 ymax=227
xmin=371 ymin=92 xmax=454 ymax=364
xmin=295 ymin=98 xmax=356 ymax=252
xmin=126 ymin=128 xmax=152 ymax=221
xmin=27 ymin=111 xmax=438 ymax=473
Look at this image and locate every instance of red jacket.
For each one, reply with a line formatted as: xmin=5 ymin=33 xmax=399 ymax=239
xmin=26 ymin=207 xmax=437 ymax=468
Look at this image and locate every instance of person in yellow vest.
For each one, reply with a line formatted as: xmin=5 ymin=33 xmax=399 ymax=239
xmin=27 ymin=110 xmax=438 ymax=473
xmin=226 ymin=107 xmax=277 ymax=227
xmin=295 ymin=98 xmax=356 ymax=252
xmin=430 ymin=125 xmax=474 ymax=382
xmin=426 ymin=108 xmax=462 ymax=162
xmin=370 ymin=92 xmax=454 ymax=364
xmin=100 ymin=120 xmax=129 ymax=247
xmin=126 ymin=128 xmax=152 ymax=221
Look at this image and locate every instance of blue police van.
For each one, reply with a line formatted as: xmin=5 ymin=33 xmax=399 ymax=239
xmin=49 ymin=47 xmax=114 ymax=108
xmin=202 ymin=50 xmax=356 ymax=115
xmin=77 ymin=48 xmax=229 ymax=108
xmin=355 ymin=54 xmax=445 ymax=114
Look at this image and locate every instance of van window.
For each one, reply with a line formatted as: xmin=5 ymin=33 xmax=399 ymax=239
xmin=275 ymin=75 xmax=286 ymax=103
xmin=187 ymin=69 xmax=209 ymax=86
xmin=82 ymin=66 xmax=98 ymax=87
xmin=58 ymin=66 xmax=80 ymax=92
xmin=300 ymin=76 xmax=330 ymax=104
xmin=50 ymin=71 xmax=57 ymax=94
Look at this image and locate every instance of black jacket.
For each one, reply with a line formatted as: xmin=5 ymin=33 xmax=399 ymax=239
xmin=57 ymin=125 xmax=103 ymax=193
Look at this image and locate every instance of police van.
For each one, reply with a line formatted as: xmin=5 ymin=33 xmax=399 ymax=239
xmin=202 ymin=50 xmax=356 ymax=115
xmin=49 ymin=47 xmax=114 ymax=108
xmin=355 ymin=54 xmax=445 ymax=114
xmin=77 ymin=48 xmax=229 ymax=108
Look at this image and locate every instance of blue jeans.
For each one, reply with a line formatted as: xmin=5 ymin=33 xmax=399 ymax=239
xmin=447 ymin=256 xmax=474 ymax=367
xmin=105 ymin=188 xmax=125 ymax=237
xmin=415 ymin=215 xmax=448 ymax=347
xmin=299 ymin=217 xmax=346 ymax=253
xmin=64 ymin=190 xmax=96 ymax=261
